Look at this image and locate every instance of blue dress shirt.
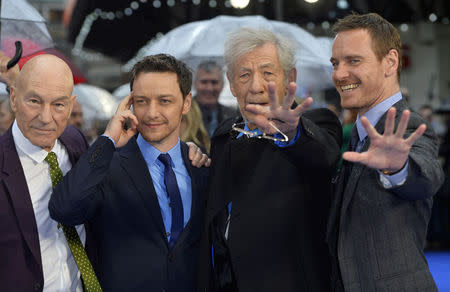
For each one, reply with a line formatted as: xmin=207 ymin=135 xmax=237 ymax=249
xmin=136 ymin=134 xmax=192 ymax=240
xmin=354 ymin=91 xmax=408 ymax=187
xmin=236 ymin=122 xmax=300 ymax=147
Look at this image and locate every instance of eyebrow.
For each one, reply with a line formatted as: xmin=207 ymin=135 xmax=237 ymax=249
xmin=25 ymin=91 xmax=70 ymax=102
xmin=330 ymin=55 xmax=364 ymax=62
xmin=238 ymin=62 xmax=276 ymax=72
xmin=133 ymin=94 xmax=175 ymax=99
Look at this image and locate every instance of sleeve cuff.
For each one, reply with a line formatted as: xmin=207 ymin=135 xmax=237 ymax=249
xmin=274 ymin=125 xmax=301 ymax=148
xmin=101 ymin=134 xmax=116 ymax=148
xmin=378 ymin=160 xmax=409 ymax=188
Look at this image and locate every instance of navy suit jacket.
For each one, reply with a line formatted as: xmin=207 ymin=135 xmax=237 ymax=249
xmin=49 ymin=135 xmax=209 ymax=292
xmin=0 ymin=125 xmax=91 ymax=292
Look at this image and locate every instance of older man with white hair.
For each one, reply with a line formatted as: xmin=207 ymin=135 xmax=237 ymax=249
xmin=197 ymin=27 xmax=342 ymax=292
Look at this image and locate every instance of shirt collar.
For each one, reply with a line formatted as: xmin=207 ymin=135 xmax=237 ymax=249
xmin=12 ymin=120 xmax=62 ymax=163
xmin=236 ymin=121 xmax=263 ymax=139
xmin=136 ymin=133 xmax=182 ymax=168
xmin=355 ymin=91 xmax=403 ymax=142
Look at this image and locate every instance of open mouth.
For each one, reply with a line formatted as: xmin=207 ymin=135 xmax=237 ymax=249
xmin=340 ymin=83 xmax=360 ymax=91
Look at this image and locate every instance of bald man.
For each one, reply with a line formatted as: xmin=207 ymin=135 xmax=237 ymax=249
xmin=0 ymin=54 xmax=97 ymax=291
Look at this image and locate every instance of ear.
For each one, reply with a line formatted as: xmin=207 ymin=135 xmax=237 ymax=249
xmin=9 ymin=86 xmax=17 ymax=113
xmin=182 ymin=92 xmax=192 ymax=115
xmin=288 ymin=67 xmax=297 ymax=83
xmin=226 ymin=72 xmax=237 ymax=97
xmin=384 ymin=49 xmax=399 ymax=78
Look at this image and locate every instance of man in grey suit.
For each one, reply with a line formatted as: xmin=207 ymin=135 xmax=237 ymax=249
xmin=327 ymin=13 xmax=444 ymax=291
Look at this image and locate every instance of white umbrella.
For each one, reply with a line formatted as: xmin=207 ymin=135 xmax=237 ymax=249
xmin=73 ymin=84 xmax=118 ymax=122
xmin=124 ymin=15 xmax=334 ymax=94
xmin=0 ymin=0 xmax=54 ymax=58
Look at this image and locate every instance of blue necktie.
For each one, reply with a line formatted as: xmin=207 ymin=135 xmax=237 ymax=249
xmin=158 ymin=153 xmax=184 ymax=249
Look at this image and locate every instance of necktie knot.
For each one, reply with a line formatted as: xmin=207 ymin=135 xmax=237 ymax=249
xmin=158 ymin=153 xmax=173 ymax=168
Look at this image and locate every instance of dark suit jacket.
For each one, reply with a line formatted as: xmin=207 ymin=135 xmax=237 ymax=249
xmin=0 ymin=125 xmax=91 ymax=292
xmin=327 ymin=99 xmax=445 ymax=292
xmin=197 ymin=108 xmax=342 ymax=292
xmin=49 ymin=136 xmax=209 ymax=292
xmin=198 ymin=101 xmax=240 ymax=136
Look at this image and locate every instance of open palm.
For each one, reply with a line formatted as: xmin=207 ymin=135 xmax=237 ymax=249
xmin=343 ymin=107 xmax=426 ymax=173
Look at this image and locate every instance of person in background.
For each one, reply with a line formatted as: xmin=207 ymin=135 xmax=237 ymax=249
xmin=194 ymin=60 xmax=239 ymax=136
xmin=68 ymin=99 xmax=83 ymax=129
xmin=181 ymin=98 xmax=210 ymax=152
xmin=0 ymin=97 xmax=14 ymax=134
xmin=327 ymin=13 xmax=444 ymax=291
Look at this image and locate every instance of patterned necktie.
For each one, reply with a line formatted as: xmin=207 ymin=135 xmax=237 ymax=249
xmin=45 ymin=152 xmax=103 ymax=292
xmin=158 ymin=153 xmax=184 ymax=249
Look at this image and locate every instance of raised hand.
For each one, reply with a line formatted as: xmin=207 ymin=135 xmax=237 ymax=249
xmin=343 ymin=107 xmax=426 ymax=173
xmin=104 ymin=93 xmax=139 ymax=147
xmin=0 ymin=51 xmax=19 ymax=86
xmin=245 ymin=81 xmax=313 ymax=139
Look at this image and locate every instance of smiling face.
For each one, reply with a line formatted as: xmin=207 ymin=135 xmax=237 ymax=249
xmin=228 ymin=43 xmax=291 ymax=129
xmin=331 ymin=29 xmax=399 ymax=115
xmin=132 ymin=71 xmax=191 ymax=152
xmin=10 ymin=55 xmax=75 ymax=151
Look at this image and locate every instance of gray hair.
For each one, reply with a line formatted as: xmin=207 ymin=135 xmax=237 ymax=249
xmin=224 ymin=27 xmax=296 ymax=81
xmin=195 ymin=60 xmax=223 ymax=82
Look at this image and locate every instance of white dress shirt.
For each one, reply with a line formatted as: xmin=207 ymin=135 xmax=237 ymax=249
xmin=12 ymin=121 xmax=86 ymax=292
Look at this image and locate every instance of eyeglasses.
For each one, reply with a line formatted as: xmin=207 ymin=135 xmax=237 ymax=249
xmin=231 ymin=121 xmax=288 ymax=142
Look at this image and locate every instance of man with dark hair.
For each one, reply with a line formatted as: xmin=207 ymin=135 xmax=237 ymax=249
xmin=194 ymin=60 xmax=239 ymax=136
xmin=327 ymin=13 xmax=444 ymax=291
xmin=49 ymin=54 xmax=210 ymax=291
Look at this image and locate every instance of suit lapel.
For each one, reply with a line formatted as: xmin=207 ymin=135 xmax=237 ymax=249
xmin=1 ymin=129 xmax=42 ymax=270
xmin=339 ymin=98 xmax=407 ymax=218
xmin=119 ymin=138 xmax=168 ymax=244
xmin=172 ymin=142 xmax=199 ymax=249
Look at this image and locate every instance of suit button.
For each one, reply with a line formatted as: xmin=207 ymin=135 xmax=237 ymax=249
xmin=168 ymin=253 xmax=174 ymax=261
xmin=34 ymin=283 xmax=41 ymax=291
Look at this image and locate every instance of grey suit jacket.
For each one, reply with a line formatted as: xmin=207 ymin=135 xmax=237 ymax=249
xmin=327 ymin=99 xmax=444 ymax=292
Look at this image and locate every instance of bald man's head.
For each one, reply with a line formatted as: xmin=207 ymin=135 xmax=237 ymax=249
xmin=10 ymin=54 xmax=76 ymax=151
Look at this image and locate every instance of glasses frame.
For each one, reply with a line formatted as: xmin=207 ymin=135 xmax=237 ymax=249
xmin=231 ymin=121 xmax=289 ymax=142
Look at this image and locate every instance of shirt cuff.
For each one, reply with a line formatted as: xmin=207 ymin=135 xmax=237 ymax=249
xmin=377 ymin=160 xmax=409 ymax=188
xmin=101 ymin=134 xmax=116 ymax=148
xmin=273 ymin=125 xmax=301 ymax=148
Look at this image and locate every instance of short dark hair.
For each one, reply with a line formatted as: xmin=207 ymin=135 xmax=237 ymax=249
xmin=129 ymin=54 xmax=192 ymax=98
xmin=332 ymin=13 xmax=402 ymax=79
xmin=196 ymin=60 xmax=223 ymax=82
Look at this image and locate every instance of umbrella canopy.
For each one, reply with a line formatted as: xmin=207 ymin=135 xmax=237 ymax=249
xmin=0 ymin=0 xmax=53 ymax=57
xmin=125 ymin=15 xmax=334 ymax=94
xmin=0 ymin=0 xmax=86 ymax=84
xmin=73 ymin=83 xmax=118 ymax=122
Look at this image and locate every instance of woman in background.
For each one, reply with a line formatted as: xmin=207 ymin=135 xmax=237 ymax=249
xmin=181 ymin=98 xmax=210 ymax=153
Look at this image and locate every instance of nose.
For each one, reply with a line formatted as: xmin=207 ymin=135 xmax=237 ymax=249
xmin=146 ymin=101 xmax=160 ymax=119
xmin=39 ymin=104 xmax=53 ymax=124
xmin=332 ymin=64 xmax=349 ymax=82
xmin=248 ymin=72 xmax=265 ymax=95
